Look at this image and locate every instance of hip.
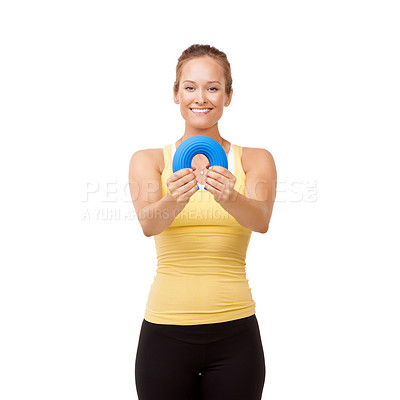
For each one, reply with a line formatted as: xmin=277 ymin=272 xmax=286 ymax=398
xmin=141 ymin=313 xmax=259 ymax=345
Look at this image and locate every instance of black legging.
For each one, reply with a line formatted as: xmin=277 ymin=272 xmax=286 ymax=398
xmin=135 ymin=314 xmax=266 ymax=400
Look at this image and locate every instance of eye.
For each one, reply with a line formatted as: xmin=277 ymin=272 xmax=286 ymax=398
xmin=185 ymin=86 xmax=194 ymax=91
xmin=209 ymin=87 xmax=218 ymax=92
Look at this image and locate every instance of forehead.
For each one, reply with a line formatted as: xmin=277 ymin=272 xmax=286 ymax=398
xmin=181 ymin=57 xmax=225 ymax=82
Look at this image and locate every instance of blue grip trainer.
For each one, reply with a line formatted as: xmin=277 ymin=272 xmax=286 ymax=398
xmin=172 ymin=136 xmax=228 ymax=191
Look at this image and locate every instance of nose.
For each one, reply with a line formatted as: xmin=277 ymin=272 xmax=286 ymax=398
xmin=195 ymin=89 xmax=207 ymax=105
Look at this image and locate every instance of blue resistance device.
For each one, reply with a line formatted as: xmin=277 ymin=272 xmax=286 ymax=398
xmin=172 ymin=136 xmax=228 ymax=191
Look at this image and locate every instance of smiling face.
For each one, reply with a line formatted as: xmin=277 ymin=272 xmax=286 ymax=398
xmin=173 ymin=56 xmax=232 ymax=130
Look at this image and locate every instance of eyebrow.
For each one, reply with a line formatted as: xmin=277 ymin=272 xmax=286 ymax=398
xmin=182 ymin=80 xmax=221 ymax=84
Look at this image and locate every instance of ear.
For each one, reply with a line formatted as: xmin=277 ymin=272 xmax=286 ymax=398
xmin=225 ymin=88 xmax=233 ymax=106
xmin=173 ymin=90 xmax=179 ymax=105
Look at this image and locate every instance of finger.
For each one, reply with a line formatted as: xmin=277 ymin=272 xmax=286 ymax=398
xmin=168 ymin=171 xmax=194 ymax=190
xmin=205 ymin=175 xmax=224 ymax=191
xmin=178 ymin=176 xmax=198 ymax=195
xmin=204 ymin=183 xmax=214 ymax=194
xmin=169 ymin=168 xmax=193 ymax=183
xmin=167 ymin=173 xmax=195 ymax=194
xmin=206 ymin=171 xmax=228 ymax=186
xmin=208 ymin=166 xmax=234 ymax=180
xmin=176 ymin=181 xmax=198 ymax=202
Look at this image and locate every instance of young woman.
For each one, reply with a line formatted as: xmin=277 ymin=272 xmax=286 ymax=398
xmin=129 ymin=44 xmax=277 ymax=400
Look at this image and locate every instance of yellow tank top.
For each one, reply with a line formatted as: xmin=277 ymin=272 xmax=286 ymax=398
xmin=143 ymin=142 xmax=256 ymax=325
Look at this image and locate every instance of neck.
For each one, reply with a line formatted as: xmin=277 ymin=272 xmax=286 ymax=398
xmin=182 ymin=123 xmax=223 ymax=144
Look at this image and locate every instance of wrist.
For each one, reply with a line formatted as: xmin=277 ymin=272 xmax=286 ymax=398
xmin=165 ymin=190 xmax=189 ymax=207
xmin=218 ymin=189 xmax=240 ymax=207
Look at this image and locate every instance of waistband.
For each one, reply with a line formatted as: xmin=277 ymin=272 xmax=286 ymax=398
xmin=141 ymin=314 xmax=257 ymax=345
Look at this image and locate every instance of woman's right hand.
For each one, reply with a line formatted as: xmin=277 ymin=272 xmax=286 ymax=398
xmin=166 ymin=168 xmax=198 ymax=204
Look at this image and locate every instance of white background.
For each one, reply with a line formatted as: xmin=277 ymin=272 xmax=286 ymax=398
xmin=1 ymin=1 xmax=399 ymax=399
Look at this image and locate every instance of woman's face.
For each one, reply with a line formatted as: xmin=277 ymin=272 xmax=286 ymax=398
xmin=174 ymin=56 xmax=232 ymax=130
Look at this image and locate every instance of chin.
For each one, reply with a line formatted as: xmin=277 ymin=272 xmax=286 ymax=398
xmin=189 ymin=121 xmax=214 ymax=129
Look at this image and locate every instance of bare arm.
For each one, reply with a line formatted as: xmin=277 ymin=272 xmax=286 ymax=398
xmin=207 ymin=148 xmax=277 ymax=233
xmin=128 ymin=150 xmax=198 ymax=237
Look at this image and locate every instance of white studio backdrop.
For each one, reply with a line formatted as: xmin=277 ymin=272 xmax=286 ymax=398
xmin=1 ymin=1 xmax=399 ymax=399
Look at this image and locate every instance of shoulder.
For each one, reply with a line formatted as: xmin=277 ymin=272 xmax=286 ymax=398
xmin=241 ymin=146 xmax=276 ymax=175
xmin=130 ymin=147 xmax=165 ymax=174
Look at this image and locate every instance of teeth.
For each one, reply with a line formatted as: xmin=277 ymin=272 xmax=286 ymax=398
xmin=191 ymin=108 xmax=211 ymax=113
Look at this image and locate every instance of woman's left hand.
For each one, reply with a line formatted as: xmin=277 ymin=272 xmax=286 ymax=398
xmin=204 ymin=166 xmax=238 ymax=204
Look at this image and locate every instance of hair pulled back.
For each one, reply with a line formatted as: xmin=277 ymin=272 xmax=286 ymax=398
xmin=173 ymin=44 xmax=233 ymax=96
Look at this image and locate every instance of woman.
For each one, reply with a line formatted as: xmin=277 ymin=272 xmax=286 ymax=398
xmin=129 ymin=44 xmax=277 ymax=400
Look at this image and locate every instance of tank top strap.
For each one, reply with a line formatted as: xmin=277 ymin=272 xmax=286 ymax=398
xmin=163 ymin=144 xmax=172 ymax=170
xmin=160 ymin=144 xmax=173 ymax=198
xmin=233 ymin=144 xmax=246 ymax=195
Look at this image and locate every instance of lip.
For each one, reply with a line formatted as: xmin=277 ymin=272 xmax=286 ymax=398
xmin=190 ymin=108 xmax=213 ymax=115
